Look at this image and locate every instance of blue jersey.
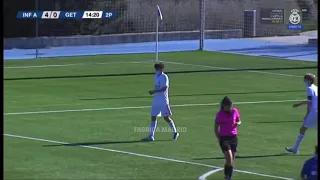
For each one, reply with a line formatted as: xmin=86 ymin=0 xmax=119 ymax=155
xmin=301 ymin=156 xmax=318 ymax=180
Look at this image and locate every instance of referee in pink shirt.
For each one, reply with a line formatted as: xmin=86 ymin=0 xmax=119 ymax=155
xmin=214 ymin=96 xmax=241 ymax=180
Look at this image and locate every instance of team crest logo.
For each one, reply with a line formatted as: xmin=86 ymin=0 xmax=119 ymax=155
xmin=289 ymin=9 xmax=301 ymax=25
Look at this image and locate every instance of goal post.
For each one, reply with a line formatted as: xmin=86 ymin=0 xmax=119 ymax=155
xmin=31 ymin=0 xmax=317 ymax=59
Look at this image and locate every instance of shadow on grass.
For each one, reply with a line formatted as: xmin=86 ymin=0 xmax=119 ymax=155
xmin=193 ymin=153 xmax=312 ymax=160
xmin=43 ymin=139 xmax=170 ymax=147
xmin=4 ymin=66 xmax=316 ymax=81
xmin=221 ymin=44 xmax=317 ymax=59
xmin=79 ymin=89 xmax=304 ymax=101
xmin=256 ymin=120 xmax=302 ymax=123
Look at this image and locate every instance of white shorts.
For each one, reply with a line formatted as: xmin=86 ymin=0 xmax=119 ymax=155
xmin=303 ymin=111 xmax=318 ymax=128
xmin=151 ymin=103 xmax=173 ymax=117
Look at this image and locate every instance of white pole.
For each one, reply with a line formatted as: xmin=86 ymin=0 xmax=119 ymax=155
xmin=155 ymin=17 xmax=159 ymax=62
xmin=35 ymin=0 xmax=39 ymax=58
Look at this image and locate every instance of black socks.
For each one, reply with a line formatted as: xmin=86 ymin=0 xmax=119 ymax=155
xmin=224 ymin=164 xmax=233 ymax=179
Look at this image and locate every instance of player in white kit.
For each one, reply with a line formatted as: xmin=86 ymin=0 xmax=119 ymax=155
xmin=141 ymin=63 xmax=179 ymax=141
xmin=286 ymin=73 xmax=318 ymax=154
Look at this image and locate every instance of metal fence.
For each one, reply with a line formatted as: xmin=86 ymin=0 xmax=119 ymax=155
xmin=37 ymin=0 xmax=317 ymax=35
xmin=4 ymin=0 xmax=318 ymax=51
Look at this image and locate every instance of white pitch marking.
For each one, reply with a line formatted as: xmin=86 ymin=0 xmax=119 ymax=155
xmin=4 ymin=61 xmax=150 ymax=69
xmin=199 ymin=168 xmax=224 ymax=180
xmin=162 ymin=61 xmax=303 ymax=78
xmin=4 ymin=99 xmax=302 ymax=116
xmin=3 ymin=133 xmax=294 ymax=180
xmin=4 ymin=58 xmax=307 ymax=79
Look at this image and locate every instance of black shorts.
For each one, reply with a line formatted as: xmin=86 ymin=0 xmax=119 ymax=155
xmin=219 ymin=135 xmax=238 ymax=152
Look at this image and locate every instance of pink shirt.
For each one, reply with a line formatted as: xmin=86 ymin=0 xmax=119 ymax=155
xmin=215 ymin=108 xmax=240 ymax=136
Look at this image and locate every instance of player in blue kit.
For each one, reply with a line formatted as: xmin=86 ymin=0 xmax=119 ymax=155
xmin=301 ymin=145 xmax=318 ymax=180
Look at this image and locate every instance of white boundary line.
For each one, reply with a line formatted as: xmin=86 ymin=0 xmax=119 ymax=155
xmin=162 ymin=61 xmax=303 ymax=78
xmin=4 ymin=61 xmax=150 ymax=69
xmin=4 ymin=99 xmax=302 ymax=116
xmin=4 ymin=133 xmax=294 ymax=180
xmin=5 ymin=58 xmax=309 ymax=79
xmin=199 ymin=168 xmax=224 ymax=180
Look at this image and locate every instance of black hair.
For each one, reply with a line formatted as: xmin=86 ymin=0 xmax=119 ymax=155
xmin=220 ymin=96 xmax=232 ymax=110
xmin=154 ymin=63 xmax=164 ymax=69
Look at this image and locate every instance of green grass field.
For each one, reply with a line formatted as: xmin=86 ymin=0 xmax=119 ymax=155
xmin=4 ymin=51 xmax=318 ymax=179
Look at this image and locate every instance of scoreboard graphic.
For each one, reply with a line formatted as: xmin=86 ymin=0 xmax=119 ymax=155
xmin=16 ymin=11 xmax=116 ymax=19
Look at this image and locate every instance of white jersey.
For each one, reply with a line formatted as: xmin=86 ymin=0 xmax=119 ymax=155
xmin=153 ymin=72 xmax=169 ymax=104
xmin=306 ymin=84 xmax=318 ymax=111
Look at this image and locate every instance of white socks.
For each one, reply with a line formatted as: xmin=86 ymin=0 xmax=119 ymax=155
xmin=149 ymin=121 xmax=157 ymax=137
xmin=293 ymin=134 xmax=305 ymax=151
xmin=168 ymin=120 xmax=177 ymax=133
xmin=149 ymin=120 xmax=177 ymax=137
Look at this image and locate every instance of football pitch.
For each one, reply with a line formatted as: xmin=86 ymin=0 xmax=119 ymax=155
xmin=4 ymin=51 xmax=318 ymax=179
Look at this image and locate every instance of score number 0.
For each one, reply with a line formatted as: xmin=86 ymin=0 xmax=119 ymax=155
xmin=42 ymin=11 xmax=60 ymax=19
